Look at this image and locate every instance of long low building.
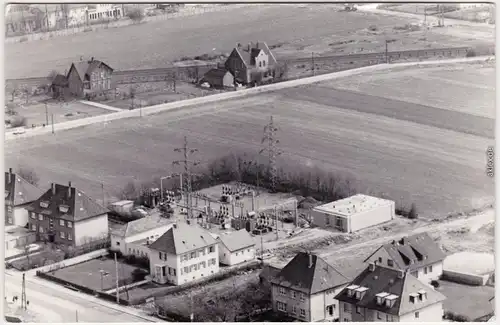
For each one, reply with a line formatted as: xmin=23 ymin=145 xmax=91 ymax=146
xmin=311 ymin=194 xmax=395 ymax=233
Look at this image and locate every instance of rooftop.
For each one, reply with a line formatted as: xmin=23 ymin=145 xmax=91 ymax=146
xmin=444 ymin=251 xmax=494 ymax=275
xmin=313 ymin=194 xmax=394 ymax=217
xmin=218 ymin=229 xmax=255 ymax=252
xmin=111 ymin=214 xmax=174 ymax=238
xmin=5 ymin=169 xmax=44 ymax=206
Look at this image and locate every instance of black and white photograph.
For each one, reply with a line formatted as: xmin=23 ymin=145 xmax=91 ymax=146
xmin=3 ymin=1 xmax=495 ymax=323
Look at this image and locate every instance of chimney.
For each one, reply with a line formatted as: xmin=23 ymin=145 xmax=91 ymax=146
xmin=308 ymin=253 xmax=313 ymax=269
xmin=247 ymin=44 xmax=251 ymax=52
xmin=251 ymin=191 xmax=255 ymax=211
xmin=68 ymin=182 xmax=72 ymax=198
xmin=52 ymin=183 xmax=56 ymax=195
xmin=397 ymin=270 xmax=404 ymax=279
xmin=256 ymin=41 xmax=259 ymax=48
xmin=8 ymin=168 xmax=12 ymax=184
xmin=368 ymin=262 xmax=376 ymax=271
xmin=237 ymin=42 xmax=241 ymax=48
xmin=173 ymin=223 xmax=177 ymax=229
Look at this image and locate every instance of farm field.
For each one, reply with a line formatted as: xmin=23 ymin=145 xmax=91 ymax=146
xmin=5 ymin=4 xmax=494 ymax=79
xmin=5 ymin=62 xmax=494 ymax=218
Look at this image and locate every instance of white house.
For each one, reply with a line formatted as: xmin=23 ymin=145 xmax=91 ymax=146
xmin=110 ymin=214 xmax=174 ymax=258
xmin=217 ymin=229 xmax=256 ymax=266
xmin=364 ymin=232 xmax=446 ymax=284
xmin=148 ymin=221 xmax=219 ymax=285
xmin=311 ymin=194 xmax=395 ymax=233
xmin=5 ymin=168 xmax=44 ymax=227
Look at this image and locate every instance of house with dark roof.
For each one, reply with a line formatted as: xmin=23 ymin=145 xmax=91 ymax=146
xmin=5 ymin=168 xmax=44 ymax=227
xmin=26 ymin=182 xmax=109 ymax=246
xmin=200 ymin=68 xmax=234 ymax=88
xmin=270 ymin=252 xmax=350 ymax=322
xmin=364 ymin=232 xmax=446 ymax=284
xmin=335 ymin=263 xmax=446 ymax=322
xmin=66 ymin=57 xmax=114 ymax=98
xmin=224 ymin=41 xmax=278 ymax=85
xmin=50 ymin=74 xmax=70 ymax=99
xmin=217 ymin=229 xmax=256 ymax=266
xmin=148 ymin=221 xmax=219 ymax=285
xmin=110 ymin=214 xmax=174 ymax=258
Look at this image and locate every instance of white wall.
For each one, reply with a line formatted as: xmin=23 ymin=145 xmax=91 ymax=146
xmin=349 ymin=201 xmax=395 ymax=233
xmin=310 ymin=285 xmax=346 ymax=321
xmin=126 ymin=241 xmax=150 ymax=258
xmin=150 ymin=243 xmax=219 ymax=285
xmin=219 ymin=244 xmax=255 ymax=266
xmin=73 ymin=213 xmax=109 ymax=246
xmin=398 ymin=302 xmax=444 ymax=322
xmin=13 ymin=206 xmax=29 ymax=227
xmin=413 ymin=262 xmax=443 ymax=283
xmin=111 ymin=224 xmax=172 ymax=255
xmin=271 ymin=284 xmax=311 ymax=321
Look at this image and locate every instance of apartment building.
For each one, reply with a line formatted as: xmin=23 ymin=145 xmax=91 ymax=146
xmin=5 ymin=168 xmax=44 ymax=227
xmin=271 ymin=252 xmax=350 ymax=321
xmin=335 ymin=263 xmax=446 ymax=322
xmin=148 ymin=221 xmax=219 ymax=285
xmin=26 ymin=182 xmax=109 ymax=246
xmin=364 ymin=232 xmax=446 ymax=283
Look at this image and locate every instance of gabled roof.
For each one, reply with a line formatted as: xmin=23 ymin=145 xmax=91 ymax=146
xmin=232 ymin=42 xmax=278 ymax=67
xmin=271 ymin=252 xmax=349 ymax=294
xmin=27 ymin=183 xmax=108 ymax=222
xmin=149 ymin=222 xmax=217 ymax=255
xmin=4 ymin=171 xmax=44 ymax=206
xmin=52 ymin=74 xmax=68 ymax=86
xmin=364 ymin=232 xmax=446 ymax=272
xmin=218 ymin=229 xmax=255 ymax=252
xmin=67 ymin=59 xmax=113 ymax=82
xmin=335 ymin=264 xmax=446 ymax=316
xmin=111 ymin=215 xmax=174 ymax=238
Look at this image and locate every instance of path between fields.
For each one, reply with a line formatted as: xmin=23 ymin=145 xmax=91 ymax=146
xmin=80 ymin=100 xmax=125 ymax=112
xmin=319 ymin=209 xmax=495 ymax=259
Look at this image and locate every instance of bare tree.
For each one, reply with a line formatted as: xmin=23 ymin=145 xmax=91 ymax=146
xmin=47 ymin=70 xmax=59 ymax=83
xmin=20 ymin=85 xmax=31 ymax=104
xmin=17 ymin=167 xmax=39 ymax=186
xmin=126 ymin=8 xmax=144 ymax=23
xmin=121 ymin=181 xmax=138 ymax=200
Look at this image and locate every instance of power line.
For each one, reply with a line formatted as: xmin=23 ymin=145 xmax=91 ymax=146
xmin=259 ymin=115 xmax=281 ymax=192
xmin=173 ymin=136 xmax=200 ymax=220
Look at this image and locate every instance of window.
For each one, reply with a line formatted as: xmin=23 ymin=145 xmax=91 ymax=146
xmin=162 ymin=267 xmax=166 ymax=277
xmin=159 ymin=252 xmax=162 ymax=260
xmin=377 ymin=312 xmax=382 ymax=320
xmin=409 ymin=296 xmax=415 ymax=304
xmin=300 ymin=309 xmax=306 ymax=317
xmin=193 ymin=264 xmax=198 ymax=271
xmin=190 ymin=252 xmax=196 ymax=259
xmin=300 ymin=293 xmax=305 ymax=301
xmin=60 ymin=232 xmax=65 ymax=239
xmin=263 ymin=61 xmax=266 ymax=67
xmin=424 ymin=267 xmax=428 ymax=274
xmin=129 ymin=248 xmax=132 ymax=254
xmin=292 ymin=291 xmax=297 ymax=299
xmin=7 ymin=217 xmax=12 ymax=224
xmin=173 ymin=269 xmax=176 ymax=276
xmin=277 ymin=301 xmax=286 ymax=312
xmin=378 ymin=257 xmax=382 ymax=263
xmin=31 ymin=224 xmax=36 ymax=231
xmin=184 ymin=266 xmax=189 ymax=274
xmin=279 ymin=287 xmax=286 ymax=295
xmin=39 ymin=226 xmax=44 ymax=233
xmin=59 ymin=219 xmax=65 ymax=226
xmin=343 ymin=303 xmax=348 ymax=312
xmin=387 ymin=259 xmax=394 ymax=267
xmin=200 ymin=249 xmax=205 ymax=256
xmin=236 ymin=252 xmax=239 ymax=256
xmin=429 ymin=265 xmax=433 ymax=272
xmin=325 ymin=215 xmax=330 ymax=225
xmin=67 ymin=221 xmax=72 ymax=228
xmin=209 ymin=245 xmax=215 ymax=253
xmin=92 ymin=82 xmax=96 ymax=89
xmin=38 ymin=214 xmax=43 ymax=221
xmin=415 ymin=311 xmax=419 ymax=319
xmin=292 ymin=306 xmax=297 ymax=314
xmin=356 ymin=306 xmax=362 ymax=314
xmin=30 ymin=213 xmax=35 ymax=219
xmin=327 ymin=305 xmax=334 ymax=316
xmin=7 ymin=206 xmax=12 ymax=213
xmin=168 ymin=268 xmax=172 ymax=275
xmin=68 ymin=233 xmax=72 ymax=240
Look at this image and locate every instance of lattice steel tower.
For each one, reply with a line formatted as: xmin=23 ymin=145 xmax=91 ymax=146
xmin=173 ymin=136 xmax=199 ymax=219
xmin=260 ymin=115 xmax=281 ymax=192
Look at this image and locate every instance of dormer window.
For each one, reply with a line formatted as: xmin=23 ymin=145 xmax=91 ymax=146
xmin=418 ymin=290 xmax=427 ymax=302
xmin=385 ymin=295 xmax=398 ymax=308
xmin=376 ymin=292 xmax=390 ymax=305
xmin=40 ymin=201 xmax=49 ymax=208
xmin=354 ymin=287 xmax=369 ymax=300
xmin=346 ymin=285 xmax=359 ymax=297
xmin=409 ymin=293 xmax=419 ymax=303
xmin=59 ymin=205 xmax=69 ymax=213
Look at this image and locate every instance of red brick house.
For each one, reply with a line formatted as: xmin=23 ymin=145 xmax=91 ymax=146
xmin=224 ymin=42 xmax=278 ymax=85
xmin=5 ymin=168 xmax=44 ymax=227
xmin=66 ymin=57 xmax=114 ymax=99
xmin=26 ymin=182 xmax=109 ymax=246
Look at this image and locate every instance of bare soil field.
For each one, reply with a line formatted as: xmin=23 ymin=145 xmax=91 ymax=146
xmin=5 ymin=63 xmax=494 ymax=219
xmin=6 ymin=101 xmax=113 ymax=128
xmin=5 ymin=4 xmax=494 ymax=79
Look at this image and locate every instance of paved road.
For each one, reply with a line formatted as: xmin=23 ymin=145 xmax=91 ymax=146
xmin=4 ymin=271 xmax=158 ymax=323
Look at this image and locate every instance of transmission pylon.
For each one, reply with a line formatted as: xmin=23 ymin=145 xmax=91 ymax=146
xmin=21 ymin=273 xmax=27 ymax=310
xmin=260 ymin=115 xmax=281 ymax=192
xmin=173 ymin=136 xmax=200 ymax=220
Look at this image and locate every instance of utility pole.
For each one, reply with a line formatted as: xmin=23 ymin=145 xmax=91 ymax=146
xmin=51 ymin=114 xmax=54 ymax=134
xmin=259 ymin=116 xmax=281 ymax=192
xmin=114 ymin=252 xmax=119 ymax=303
xmin=45 ymin=4 xmax=49 ymax=31
xmin=21 ymin=273 xmax=27 ymax=310
xmin=45 ymin=102 xmax=49 ymax=126
xmin=75 ymin=310 xmax=78 ymax=322
xmin=101 ymin=183 xmax=105 ymax=207
xmin=173 ymin=136 xmax=200 ymax=220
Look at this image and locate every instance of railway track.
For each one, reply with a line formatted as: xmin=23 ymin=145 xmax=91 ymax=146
xmin=5 ymin=47 xmax=470 ymax=88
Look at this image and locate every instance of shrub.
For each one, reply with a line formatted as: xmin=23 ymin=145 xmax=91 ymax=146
xmin=408 ymin=203 xmax=418 ymax=219
xmin=368 ymin=25 xmax=378 ymax=31
xmin=466 ymin=49 xmax=477 ymax=57
xmin=10 ymin=116 xmax=26 ymax=128
xmin=444 ymin=311 xmax=470 ymax=322
xmin=430 ymin=280 xmax=440 ymax=288
xmin=127 ymin=8 xmax=145 ymax=23
xmin=131 ymin=268 xmax=148 ymax=282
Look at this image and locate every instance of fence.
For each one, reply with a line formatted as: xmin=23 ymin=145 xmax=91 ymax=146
xmin=36 ymin=271 xmax=130 ymax=305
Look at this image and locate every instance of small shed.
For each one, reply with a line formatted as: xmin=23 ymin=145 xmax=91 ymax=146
xmin=50 ymin=74 xmax=69 ymax=99
xmin=201 ymin=68 xmax=234 ymax=88
xmin=442 ymin=251 xmax=495 ymax=286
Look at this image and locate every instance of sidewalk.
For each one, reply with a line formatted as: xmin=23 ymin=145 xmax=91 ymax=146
xmin=80 ymin=100 xmax=125 ymax=112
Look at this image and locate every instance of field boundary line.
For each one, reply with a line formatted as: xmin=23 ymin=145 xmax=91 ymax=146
xmin=5 ymin=56 xmax=493 ymax=142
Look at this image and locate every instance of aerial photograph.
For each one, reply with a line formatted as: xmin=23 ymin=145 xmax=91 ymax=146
xmin=3 ymin=2 xmax=495 ymax=323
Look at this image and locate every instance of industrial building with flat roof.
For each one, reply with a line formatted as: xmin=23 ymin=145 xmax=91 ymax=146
xmin=311 ymin=194 xmax=395 ymax=233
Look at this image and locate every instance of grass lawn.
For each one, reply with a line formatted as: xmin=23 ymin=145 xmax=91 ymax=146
xmin=437 ymin=280 xmax=494 ymax=321
xmin=49 ymin=257 xmax=140 ymax=291
xmin=9 ymin=250 xmax=65 ymax=271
